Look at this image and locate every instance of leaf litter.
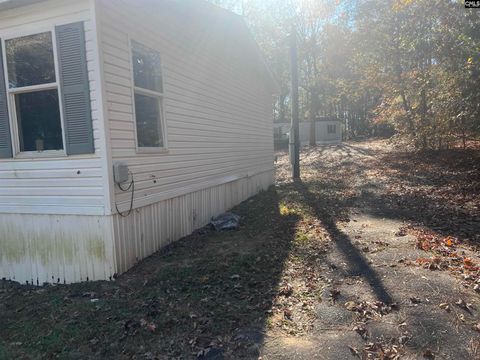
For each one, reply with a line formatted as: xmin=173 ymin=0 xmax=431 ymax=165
xmin=1 ymin=140 xmax=479 ymax=359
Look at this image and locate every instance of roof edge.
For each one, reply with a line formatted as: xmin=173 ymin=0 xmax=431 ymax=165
xmin=0 ymin=0 xmax=47 ymax=11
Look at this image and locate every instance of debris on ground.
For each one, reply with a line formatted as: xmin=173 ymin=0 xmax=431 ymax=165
xmin=210 ymin=212 xmax=241 ymax=231
xmin=1 ymin=140 xmax=479 ymax=359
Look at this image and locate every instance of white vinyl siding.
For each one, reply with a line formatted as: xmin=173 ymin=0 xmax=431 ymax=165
xmin=0 ymin=0 xmax=105 ymax=215
xmin=98 ymin=0 xmax=274 ymax=212
xmin=299 ymin=121 xmax=343 ymax=145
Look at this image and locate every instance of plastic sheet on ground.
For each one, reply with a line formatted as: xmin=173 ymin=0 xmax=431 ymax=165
xmin=210 ymin=212 xmax=240 ymax=231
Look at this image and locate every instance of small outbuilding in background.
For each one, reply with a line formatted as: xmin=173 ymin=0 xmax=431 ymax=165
xmin=299 ymin=117 xmax=343 ymax=145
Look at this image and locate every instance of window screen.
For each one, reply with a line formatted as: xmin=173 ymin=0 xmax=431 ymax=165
xmin=6 ymin=32 xmax=63 ymax=152
xmin=132 ymin=41 xmax=165 ymax=149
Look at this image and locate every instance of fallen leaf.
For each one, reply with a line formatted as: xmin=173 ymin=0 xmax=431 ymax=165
xmin=330 ymin=289 xmax=340 ymax=302
xmin=455 ymin=298 xmax=472 ymax=312
xmin=410 ymin=296 xmax=422 ymax=304
xmin=348 ymin=346 xmax=360 ymax=358
xmin=345 ymin=301 xmax=357 ymax=311
xmin=279 ymin=283 xmax=293 ymax=297
xmin=283 ymin=309 xmax=292 ymax=320
xmin=353 ymin=325 xmax=368 ymax=339
xmin=439 ymin=303 xmax=451 ymax=312
xmin=423 ymin=349 xmax=435 ymax=358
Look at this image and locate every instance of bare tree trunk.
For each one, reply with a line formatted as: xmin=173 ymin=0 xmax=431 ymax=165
xmin=309 ymin=89 xmax=316 ymax=146
xmin=420 ymin=89 xmax=428 ymax=149
xmin=393 ymin=43 xmax=415 ymax=136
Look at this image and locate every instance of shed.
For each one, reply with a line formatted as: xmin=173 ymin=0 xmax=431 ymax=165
xmin=299 ymin=117 xmax=343 ymax=145
xmin=0 ymin=0 xmax=276 ymax=284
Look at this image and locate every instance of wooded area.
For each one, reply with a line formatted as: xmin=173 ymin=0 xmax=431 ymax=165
xmin=1 ymin=2 xmax=480 ymax=359
xmin=211 ymin=0 xmax=480 ymax=149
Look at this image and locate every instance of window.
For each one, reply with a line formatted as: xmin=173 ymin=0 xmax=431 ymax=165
xmin=131 ymin=40 xmax=165 ymax=149
xmin=5 ymin=32 xmax=63 ymax=152
xmin=327 ymin=124 xmax=337 ymax=134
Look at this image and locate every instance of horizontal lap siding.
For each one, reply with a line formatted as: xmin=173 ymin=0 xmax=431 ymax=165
xmin=0 ymin=0 xmax=105 ymax=215
xmin=98 ymin=1 xmax=274 ymax=211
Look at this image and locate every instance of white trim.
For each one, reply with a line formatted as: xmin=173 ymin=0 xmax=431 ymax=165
xmin=0 ymin=204 xmax=105 ymax=216
xmin=91 ymin=0 xmax=115 ymax=216
xmin=13 ymin=149 xmax=65 ymax=159
xmin=7 ymin=82 xmax=57 ymax=94
xmin=132 ymin=92 xmax=167 ymax=153
xmin=1 ymin=28 xmax=67 ymax=157
xmin=0 ymin=23 xmax=54 ymax=40
xmin=0 ymin=7 xmax=91 ymax=40
xmin=51 ymin=24 xmax=67 ymax=153
xmin=133 ymin=86 xmax=163 ymax=98
xmin=115 ymin=168 xmax=275 ymax=211
xmin=128 ymin=35 xmax=168 ymax=154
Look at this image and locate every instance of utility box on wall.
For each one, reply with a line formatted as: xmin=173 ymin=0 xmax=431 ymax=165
xmin=113 ymin=161 xmax=129 ymax=184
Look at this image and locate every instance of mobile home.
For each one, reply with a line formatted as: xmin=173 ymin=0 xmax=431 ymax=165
xmin=0 ymin=0 xmax=277 ymax=284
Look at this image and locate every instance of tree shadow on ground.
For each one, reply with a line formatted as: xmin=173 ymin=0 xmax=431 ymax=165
xmin=306 ymin=142 xmax=480 ymax=248
xmin=273 ymin=142 xmax=479 ymax=359
xmin=366 ymin=148 xmax=480 ymax=248
xmin=294 ymin=179 xmax=393 ymax=304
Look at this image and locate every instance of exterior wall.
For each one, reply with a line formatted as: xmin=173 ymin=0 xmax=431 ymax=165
xmin=0 ymin=169 xmax=274 ymax=284
xmin=0 ymin=0 xmax=114 ymax=284
xmin=0 ymin=0 xmax=275 ymax=284
xmin=0 ymin=0 xmax=107 ymax=216
xmin=299 ymin=121 xmax=342 ymax=145
xmin=97 ymin=0 xmax=275 ymax=274
xmin=113 ymin=170 xmax=273 ymax=274
xmin=97 ymin=0 xmax=275 ymax=214
xmin=0 ymin=213 xmax=115 ymax=284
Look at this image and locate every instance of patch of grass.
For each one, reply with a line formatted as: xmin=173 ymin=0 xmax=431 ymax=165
xmin=1 ymin=187 xmax=304 ymax=358
xmin=0 ymin=341 xmax=12 ymax=360
xmin=295 ymin=232 xmax=310 ymax=243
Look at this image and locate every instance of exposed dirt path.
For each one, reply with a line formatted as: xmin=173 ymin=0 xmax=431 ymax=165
xmin=263 ymin=140 xmax=480 ymax=360
xmin=0 ymin=140 xmax=479 ymax=360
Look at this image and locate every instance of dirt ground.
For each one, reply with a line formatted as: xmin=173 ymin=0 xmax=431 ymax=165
xmin=1 ymin=140 xmax=479 ymax=360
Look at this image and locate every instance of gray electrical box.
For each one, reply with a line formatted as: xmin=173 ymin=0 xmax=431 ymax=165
xmin=113 ymin=161 xmax=129 ymax=183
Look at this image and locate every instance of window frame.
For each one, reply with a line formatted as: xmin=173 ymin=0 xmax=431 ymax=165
xmin=327 ymin=124 xmax=337 ymax=134
xmin=129 ymin=37 xmax=168 ymax=154
xmin=1 ymin=27 xmax=67 ymax=158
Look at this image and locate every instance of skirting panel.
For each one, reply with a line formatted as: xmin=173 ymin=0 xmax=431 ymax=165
xmin=112 ymin=170 xmax=275 ymax=274
xmin=0 ymin=170 xmax=274 ymax=285
xmin=0 ymin=214 xmax=115 ymax=285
